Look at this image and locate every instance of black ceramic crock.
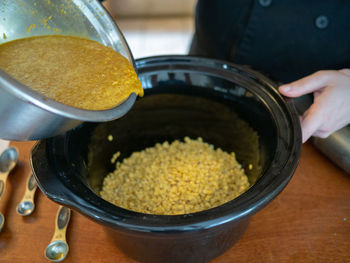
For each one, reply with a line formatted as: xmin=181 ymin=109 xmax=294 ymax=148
xmin=31 ymin=56 xmax=302 ymax=263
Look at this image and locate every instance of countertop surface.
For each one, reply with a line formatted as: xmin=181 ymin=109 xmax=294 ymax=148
xmin=0 ymin=141 xmax=350 ymax=263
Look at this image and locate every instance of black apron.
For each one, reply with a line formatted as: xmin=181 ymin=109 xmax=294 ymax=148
xmin=190 ymin=0 xmax=350 ymax=83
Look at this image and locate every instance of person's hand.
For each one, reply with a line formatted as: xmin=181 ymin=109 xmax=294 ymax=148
xmin=279 ymin=69 xmax=350 ymax=143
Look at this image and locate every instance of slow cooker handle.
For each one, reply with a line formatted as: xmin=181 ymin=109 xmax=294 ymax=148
xmin=290 ymin=94 xmax=313 ymax=116
xmin=31 ymin=141 xmax=118 ymax=224
xmin=30 ymin=141 xmax=87 ymax=207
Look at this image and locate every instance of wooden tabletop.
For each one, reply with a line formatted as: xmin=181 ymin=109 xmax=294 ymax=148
xmin=0 ymin=141 xmax=349 ymax=263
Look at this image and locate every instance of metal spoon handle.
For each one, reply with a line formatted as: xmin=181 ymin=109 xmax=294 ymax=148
xmin=0 ymin=213 xmax=4 ymax=232
xmin=51 ymin=206 xmax=71 ymax=243
xmin=0 ymin=171 xmax=11 ymax=231
xmin=0 ymin=171 xmax=10 ymax=200
xmin=19 ymin=173 xmax=37 ymax=203
xmin=0 ymin=147 xmax=18 ymax=232
xmin=16 ymin=173 xmax=38 ymax=216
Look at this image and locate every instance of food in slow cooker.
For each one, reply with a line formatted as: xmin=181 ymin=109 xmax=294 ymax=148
xmin=100 ymin=137 xmax=250 ymax=215
xmin=0 ymin=35 xmax=143 ymax=110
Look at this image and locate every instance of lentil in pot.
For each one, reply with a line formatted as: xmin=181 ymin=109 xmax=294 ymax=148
xmin=100 ymin=137 xmax=250 ymax=215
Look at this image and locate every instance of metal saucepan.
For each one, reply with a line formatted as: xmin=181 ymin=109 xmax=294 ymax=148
xmin=0 ymin=0 xmax=136 ymax=141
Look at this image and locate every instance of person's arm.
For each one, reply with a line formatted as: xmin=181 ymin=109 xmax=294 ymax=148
xmin=279 ymin=69 xmax=350 ymax=143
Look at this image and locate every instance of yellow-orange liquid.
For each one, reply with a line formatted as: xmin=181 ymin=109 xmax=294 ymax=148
xmin=0 ymin=35 xmax=143 ymax=110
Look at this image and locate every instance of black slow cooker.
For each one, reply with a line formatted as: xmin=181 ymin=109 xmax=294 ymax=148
xmin=31 ymin=56 xmax=302 ymax=263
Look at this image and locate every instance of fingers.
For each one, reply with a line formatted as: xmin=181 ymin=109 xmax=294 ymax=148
xmin=300 ymin=105 xmax=324 ymax=143
xmin=278 ymin=70 xmax=336 ymax=97
xmin=278 ymin=69 xmax=350 ymax=143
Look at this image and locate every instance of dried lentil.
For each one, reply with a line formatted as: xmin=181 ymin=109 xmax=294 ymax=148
xmin=100 ymin=137 xmax=250 ymax=215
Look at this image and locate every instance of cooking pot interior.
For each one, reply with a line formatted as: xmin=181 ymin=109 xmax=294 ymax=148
xmin=65 ymin=76 xmax=277 ymax=196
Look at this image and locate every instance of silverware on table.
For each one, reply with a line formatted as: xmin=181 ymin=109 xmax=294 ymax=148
xmin=45 ymin=205 xmax=71 ymax=262
xmin=0 ymin=147 xmax=18 ymax=232
xmin=16 ymin=173 xmax=38 ymax=216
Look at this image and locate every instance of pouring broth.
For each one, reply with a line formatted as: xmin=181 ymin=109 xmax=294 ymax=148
xmin=0 ymin=35 xmax=143 ymax=110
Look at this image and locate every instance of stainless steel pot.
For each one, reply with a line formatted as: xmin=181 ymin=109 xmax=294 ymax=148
xmin=0 ymin=0 xmax=136 ymax=141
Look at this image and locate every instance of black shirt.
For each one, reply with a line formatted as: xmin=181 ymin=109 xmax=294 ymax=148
xmin=190 ymin=0 xmax=350 ymax=83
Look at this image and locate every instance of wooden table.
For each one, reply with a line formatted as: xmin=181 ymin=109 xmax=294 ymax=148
xmin=1 ymin=141 xmax=349 ymax=263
